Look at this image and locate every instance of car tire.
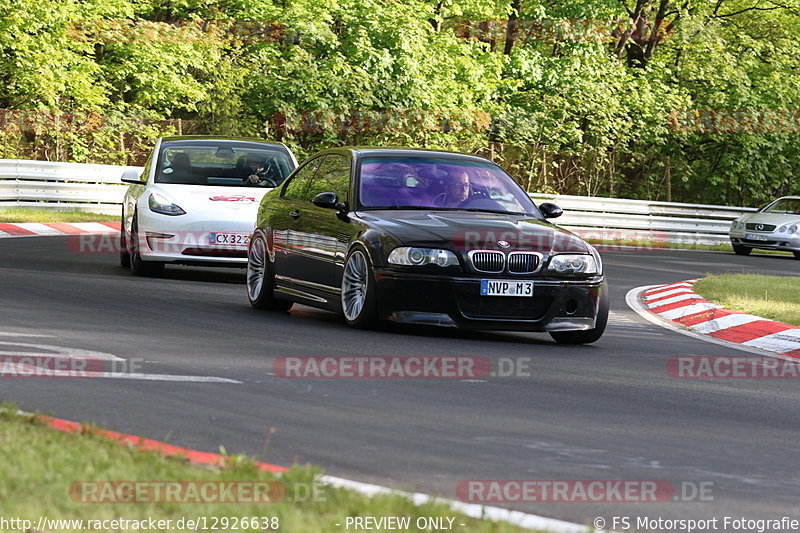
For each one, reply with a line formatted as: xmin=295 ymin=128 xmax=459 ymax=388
xmin=793 ymin=251 xmax=800 ymax=260
xmin=128 ymin=214 xmax=164 ymax=277
xmin=119 ymin=210 xmax=131 ymax=268
xmin=732 ymin=244 xmax=752 ymax=256
xmin=247 ymin=232 xmax=293 ymax=311
xmin=549 ymin=285 xmax=609 ymax=345
xmin=341 ymin=246 xmax=378 ymax=329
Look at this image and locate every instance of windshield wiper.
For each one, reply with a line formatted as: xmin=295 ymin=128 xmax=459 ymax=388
xmin=453 ymin=208 xmax=534 ymax=216
xmin=373 ymin=205 xmax=435 ymax=210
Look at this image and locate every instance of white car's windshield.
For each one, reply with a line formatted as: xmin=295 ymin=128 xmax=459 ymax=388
xmin=155 ymin=142 xmax=294 ymax=187
xmin=764 ymin=198 xmax=800 ymax=215
xmin=358 ymin=156 xmax=540 ymax=216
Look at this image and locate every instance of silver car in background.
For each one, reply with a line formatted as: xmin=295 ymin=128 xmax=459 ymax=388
xmin=729 ymin=196 xmax=800 ymax=259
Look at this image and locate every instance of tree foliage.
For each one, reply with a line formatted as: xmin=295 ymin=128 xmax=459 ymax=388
xmin=0 ymin=0 xmax=798 ymax=205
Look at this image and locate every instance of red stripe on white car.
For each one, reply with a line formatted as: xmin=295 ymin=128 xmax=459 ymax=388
xmin=642 ymin=280 xmax=800 ymax=357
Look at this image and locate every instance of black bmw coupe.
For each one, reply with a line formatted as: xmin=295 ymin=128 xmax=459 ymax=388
xmin=246 ymin=147 xmax=608 ymax=344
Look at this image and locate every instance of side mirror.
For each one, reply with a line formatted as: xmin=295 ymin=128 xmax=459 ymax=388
xmin=313 ymin=192 xmax=346 ymax=211
xmin=121 ymin=169 xmax=144 ymax=184
xmin=539 ymin=202 xmax=563 ymax=219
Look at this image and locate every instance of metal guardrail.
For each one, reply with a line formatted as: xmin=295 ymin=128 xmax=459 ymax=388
xmin=0 ymin=159 xmax=757 ymax=244
xmin=530 ymin=194 xmax=756 ymax=245
xmin=0 ymin=159 xmax=141 ymax=216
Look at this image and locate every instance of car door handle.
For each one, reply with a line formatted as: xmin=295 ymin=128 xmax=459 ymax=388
xmin=289 ymin=209 xmax=301 ymax=219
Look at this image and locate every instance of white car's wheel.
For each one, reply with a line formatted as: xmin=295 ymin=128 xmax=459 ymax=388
xmin=119 ymin=210 xmax=131 ymax=268
xmin=129 ymin=214 xmax=164 ymax=277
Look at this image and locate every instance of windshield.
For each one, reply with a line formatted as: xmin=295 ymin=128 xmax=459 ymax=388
xmin=763 ymin=198 xmax=800 ymax=215
xmin=155 ymin=142 xmax=294 ymax=187
xmin=357 ymin=156 xmax=540 ymax=216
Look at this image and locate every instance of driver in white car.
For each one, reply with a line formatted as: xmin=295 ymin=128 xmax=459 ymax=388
xmin=242 ymin=156 xmax=280 ymax=187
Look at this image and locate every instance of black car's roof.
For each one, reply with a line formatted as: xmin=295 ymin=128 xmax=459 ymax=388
xmin=160 ymin=135 xmax=287 ymax=148
xmin=313 ymin=146 xmax=497 ymax=164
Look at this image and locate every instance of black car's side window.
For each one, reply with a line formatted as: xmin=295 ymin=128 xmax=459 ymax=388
xmin=282 ymin=156 xmax=326 ymax=200
xmin=306 ymin=155 xmax=350 ymax=204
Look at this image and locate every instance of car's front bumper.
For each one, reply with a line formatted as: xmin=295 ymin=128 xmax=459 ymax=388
xmin=730 ymin=230 xmax=800 ymax=252
xmin=136 ymin=213 xmax=252 ymax=265
xmin=373 ymin=269 xmax=605 ymax=331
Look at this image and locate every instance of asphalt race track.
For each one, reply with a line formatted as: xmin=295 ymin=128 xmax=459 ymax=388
xmin=1 ymin=235 xmax=799 ymax=527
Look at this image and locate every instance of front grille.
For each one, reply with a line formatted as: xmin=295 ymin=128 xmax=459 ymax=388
xmin=454 ymin=286 xmax=552 ymax=319
xmin=745 ymin=223 xmax=776 ymax=232
xmin=507 ymin=252 xmax=539 ymax=273
xmin=181 ymin=247 xmax=247 ymax=258
xmin=469 ymin=251 xmax=504 ymax=273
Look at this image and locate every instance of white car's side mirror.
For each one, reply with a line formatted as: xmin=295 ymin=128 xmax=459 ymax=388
xmin=121 ymin=169 xmax=143 ymax=184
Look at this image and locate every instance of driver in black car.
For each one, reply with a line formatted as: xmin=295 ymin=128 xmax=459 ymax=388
xmin=441 ymin=169 xmax=471 ymax=206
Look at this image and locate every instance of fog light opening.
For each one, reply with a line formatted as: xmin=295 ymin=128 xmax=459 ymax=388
xmin=564 ymin=298 xmax=579 ymax=315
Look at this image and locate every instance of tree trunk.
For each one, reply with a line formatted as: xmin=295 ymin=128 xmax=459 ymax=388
xmin=503 ymin=0 xmax=522 ymax=55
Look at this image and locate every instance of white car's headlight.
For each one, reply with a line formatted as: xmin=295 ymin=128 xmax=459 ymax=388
xmin=148 ymin=193 xmax=186 ymax=216
xmin=790 ymin=225 xmax=798 ymax=234
xmin=548 ymin=254 xmax=598 ymax=274
xmin=388 ymin=247 xmax=459 ymax=267
xmin=731 ymin=220 xmax=740 ymax=230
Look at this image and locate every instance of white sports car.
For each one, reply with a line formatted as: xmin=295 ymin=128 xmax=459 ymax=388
xmin=120 ymin=136 xmax=297 ymax=275
xmin=729 ymin=196 xmax=800 ymax=259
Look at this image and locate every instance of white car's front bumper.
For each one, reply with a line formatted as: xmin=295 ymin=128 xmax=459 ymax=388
xmin=136 ymin=210 xmax=255 ymax=265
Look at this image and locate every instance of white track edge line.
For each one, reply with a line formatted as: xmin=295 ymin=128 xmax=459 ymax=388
xmin=626 ymin=285 xmax=800 ymax=362
xmin=318 ymin=474 xmax=598 ymax=533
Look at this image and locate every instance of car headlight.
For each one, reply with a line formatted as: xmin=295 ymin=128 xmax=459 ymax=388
xmin=790 ymin=225 xmax=798 ymax=234
xmin=548 ymin=254 xmax=598 ymax=274
xmin=779 ymin=225 xmax=787 ymax=232
xmin=731 ymin=220 xmax=740 ymax=230
xmin=588 ymin=245 xmax=603 ymax=275
xmin=148 ymin=193 xmax=186 ymax=216
xmin=388 ymin=247 xmax=459 ymax=267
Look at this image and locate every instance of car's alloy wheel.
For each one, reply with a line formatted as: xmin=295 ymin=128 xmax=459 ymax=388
xmin=128 ymin=214 xmax=164 ymax=277
xmin=247 ymin=232 xmax=292 ymax=311
xmin=341 ymin=248 xmax=377 ymax=328
xmin=549 ymin=284 xmax=609 ymax=345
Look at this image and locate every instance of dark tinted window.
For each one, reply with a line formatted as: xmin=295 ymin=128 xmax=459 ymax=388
xmin=282 ymin=156 xmax=326 ymax=201
xmin=307 ymin=155 xmax=350 ymax=202
xmin=358 ymin=156 xmax=540 ymax=216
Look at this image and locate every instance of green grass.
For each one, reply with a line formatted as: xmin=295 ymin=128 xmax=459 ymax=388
xmin=0 ymin=207 xmax=118 ymax=223
xmin=693 ymin=274 xmax=800 ymax=326
xmin=0 ymin=405 xmax=546 ymax=533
